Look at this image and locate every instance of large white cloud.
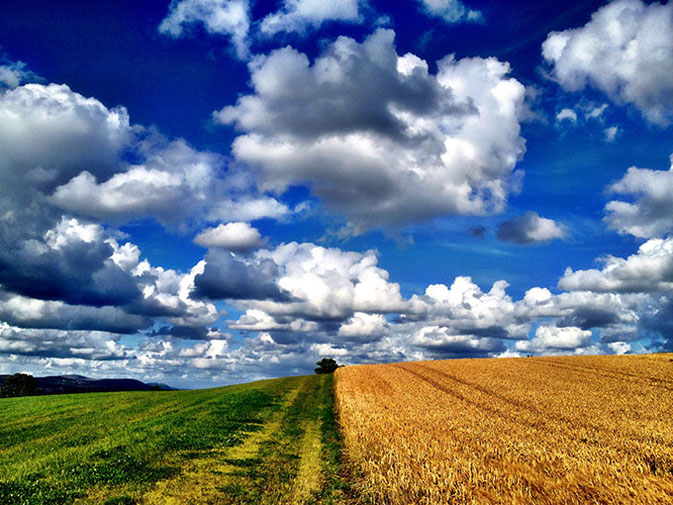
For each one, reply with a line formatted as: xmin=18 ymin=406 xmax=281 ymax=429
xmin=558 ymin=238 xmax=673 ymax=294
xmin=216 ymin=29 xmax=527 ymax=231
xmin=542 ymin=0 xmax=673 ymax=125
xmin=403 ymin=276 xmax=529 ymax=341
xmin=159 ymin=0 xmax=250 ymax=59
xmin=0 ymin=83 xmax=131 ymax=196
xmin=260 ymin=0 xmax=362 ymax=36
xmin=0 ymin=82 xmax=287 ymax=230
xmin=49 ymin=138 xmax=226 ymax=228
xmin=605 ymin=154 xmax=673 ymax=238
xmin=230 ymin=242 xmax=407 ymax=322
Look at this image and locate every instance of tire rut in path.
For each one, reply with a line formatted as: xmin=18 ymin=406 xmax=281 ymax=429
xmin=141 ymin=380 xmax=304 ymax=505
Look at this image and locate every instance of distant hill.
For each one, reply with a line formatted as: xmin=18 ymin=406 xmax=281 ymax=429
xmin=0 ymin=374 xmax=177 ymax=395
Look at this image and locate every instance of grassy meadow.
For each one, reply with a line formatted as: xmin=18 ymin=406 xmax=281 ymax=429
xmin=0 ymin=374 xmax=348 ymax=505
xmin=336 ymin=353 xmax=673 ymax=505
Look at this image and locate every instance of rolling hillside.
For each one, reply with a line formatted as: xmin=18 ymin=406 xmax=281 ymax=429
xmin=4 ymin=353 xmax=672 ymax=505
xmin=0 ymin=374 xmax=347 ymax=505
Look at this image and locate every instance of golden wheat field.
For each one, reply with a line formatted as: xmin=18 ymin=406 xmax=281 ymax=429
xmin=335 ymin=354 xmax=673 ymax=505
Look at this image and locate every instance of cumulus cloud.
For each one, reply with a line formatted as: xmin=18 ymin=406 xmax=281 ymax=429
xmin=0 ymin=83 xmax=131 ymax=197
xmin=260 ymin=0 xmax=362 ymax=36
xmin=207 ymin=196 xmax=290 ymax=222
xmin=338 ymin=312 xmax=389 ymax=339
xmin=226 ymin=242 xmax=406 ymax=326
xmin=0 ymin=217 xmax=141 ymax=307
xmin=542 ymin=0 xmax=673 ymax=125
xmin=559 ymin=238 xmax=673 ymax=293
xmin=417 ymin=0 xmax=482 ymax=23
xmin=216 ymin=29 xmax=527 ymax=231
xmin=585 ymin=103 xmax=608 ymax=120
xmin=410 ymin=325 xmax=505 ymax=356
xmin=0 ymin=82 xmax=287 ymax=231
xmin=0 ymin=289 xmax=150 ymax=334
xmin=0 ymin=82 xmax=269 ymax=325
xmin=194 ymin=222 xmax=264 ymax=252
xmin=517 ymin=287 xmax=642 ymax=338
xmin=192 ymin=250 xmax=289 ymax=301
xmin=516 ymin=325 xmax=592 ymax=353
xmin=497 ymin=211 xmax=567 ymax=245
xmin=406 ymin=277 xmax=522 ymax=339
xmin=50 ymin=138 xmax=227 ymax=228
xmin=0 ymin=323 xmax=131 ymax=360
xmin=605 ymin=155 xmax=673 ymax=238
xmin=158 ymin=0 xmax=250 ymax=59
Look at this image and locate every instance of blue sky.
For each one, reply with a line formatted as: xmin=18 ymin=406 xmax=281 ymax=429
xmin=1 ymin=0 xmax=672 ymax=387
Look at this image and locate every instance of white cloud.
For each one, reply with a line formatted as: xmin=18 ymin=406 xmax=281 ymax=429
xmin=608 ymin=341 xmax=631 ymax=355
xmin=417 ymin=0 xmax=482 ymax=23
xmin=516 ymin=325 xmax=592 ymax=353
xmin=50 ymin=139 xmax=223 ymax=228
xmin=158 ymin=0 xmax=250 ymax=59
xmin=605 ymin=155 xmax=673 ymax=238
xmin=0 ymin=60 xmax=38 ymax=89
xmin=542 ymin=0 xmax=673 ymax=125
xmin=0 ymin=83 xmax=131 ymax=194
xmin=207 ymin=196 xmax=290 ymax=222
xmin=217 ymin=29 xmax=527 ymax=231
xmin=403 ymin=276 xmax=527 ymax=342
xmin=497 ymin=211 xmax=567 ymax=245
xmin=585 ymin=103 xmax=608 ymax=120
xmin=0 ymin=289 xmax=150 ymax=334
xmin=0 ymin=83 xmax=287 ymax=230
xmin=226 ymin=242 xmax=406 ymax=326
xmin=311 ymin=342 xmax=349 ymax=357
xmin=260 ymin=0 xmax=362 ymax=36
xmin=604 ymin=126 xmax=618 ymax=143
xmin=338 ymin=312 xmax=389 ymax=339
xmin=558 ymin=238 xmax=673 ymax=293
xmin=410 ymin=325 xmax=505 ymax=354
xmin=194 ymin=222 xmax=265 ymax=252
xmin=556 ymin=108 xmax=577 ymax=122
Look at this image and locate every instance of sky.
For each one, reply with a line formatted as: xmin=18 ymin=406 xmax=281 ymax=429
xmin=1 ymin=0 xmax=672 ymax=388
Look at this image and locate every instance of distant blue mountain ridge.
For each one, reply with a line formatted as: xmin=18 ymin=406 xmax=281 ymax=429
xmin=0 ymin=374 xmax=178 ymax=394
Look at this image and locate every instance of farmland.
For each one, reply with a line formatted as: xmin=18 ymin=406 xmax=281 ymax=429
xmin=0 ymin=374 xmax=347 ymax=505
xmin=336 ymin=354 xmax=673 ymax=505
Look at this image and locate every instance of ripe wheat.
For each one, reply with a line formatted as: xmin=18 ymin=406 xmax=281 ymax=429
xmin=336 ymin=354 xmax=673 ymax=504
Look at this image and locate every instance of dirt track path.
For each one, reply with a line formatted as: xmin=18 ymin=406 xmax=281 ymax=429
xmin=140 ymin=374 xmax=343 ymax=505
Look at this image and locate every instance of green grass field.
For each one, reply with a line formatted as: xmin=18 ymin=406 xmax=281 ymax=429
xmin=0 ymin=374 xmax=348 ymax=505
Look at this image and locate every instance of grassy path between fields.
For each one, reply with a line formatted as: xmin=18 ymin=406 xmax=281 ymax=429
xmin=0 ymin=374 xmax=350 ymax=505
xmin=141 ymin=374 xmax=348 ymax=504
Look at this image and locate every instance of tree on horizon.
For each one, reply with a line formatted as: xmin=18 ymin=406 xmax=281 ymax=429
xmin=0 ymin=373 xmax=40 ymax=398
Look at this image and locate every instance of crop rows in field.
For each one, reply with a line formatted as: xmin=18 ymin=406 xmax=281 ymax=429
xmin=335 ymin=354 xmax=673 ymax=505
